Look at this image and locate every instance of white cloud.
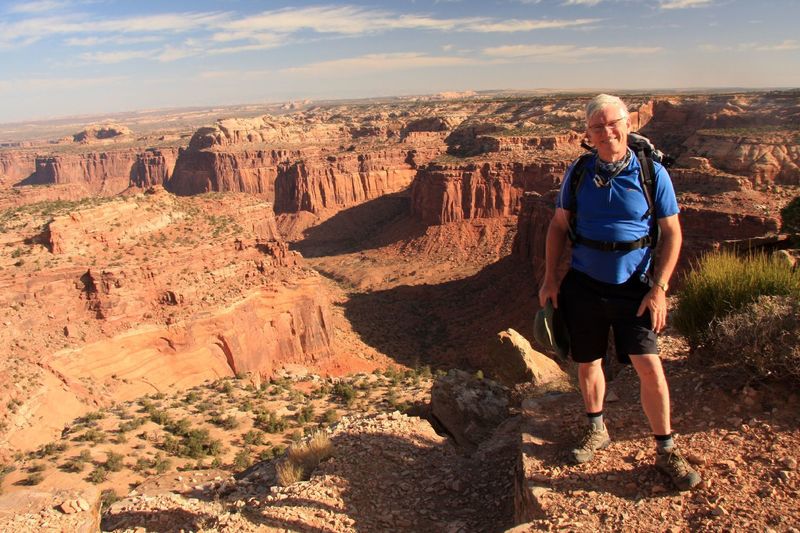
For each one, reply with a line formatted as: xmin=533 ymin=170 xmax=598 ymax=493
xmin=7 ymin=1 xmax=69 ymax=14
xmin=79 ymin=50 xmax=154 ymax=64
xmin=466 ymin=18 xmax=598 ymax=32
xmin=484 ymin=43 xmax=663 ymax=60
xmin=659 ymin=0 xmax=714 ymax=9
xmin=754 ymin=39 xmax=800 ymax=51
xmin=65 ymin=35 xmax=164 ymax=47
xmin=216 ymin=6 xmax=597 ymax=42
xmin=700 ymin=40 xmax=799 ymax=53
xmin=562 ymin=0 xmax=603 ymax=6
xmin=283 ymin=52 xmax=476 ymax=75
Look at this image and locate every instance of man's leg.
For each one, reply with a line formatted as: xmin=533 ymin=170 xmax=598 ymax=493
xmin=630 ymin=353 xmax=701 ymax=490
xmin=629 ymin=354 xmax=670 ymax=435
xmin=578 ymin=359 xmax=606 ymax=414
xmin=572 ymin=359 xmax=611 ymax=463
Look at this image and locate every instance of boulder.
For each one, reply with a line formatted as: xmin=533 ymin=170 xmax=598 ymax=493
xmin=430 ymin=369 xmax=509 ymax=452
xmin=488 ymin=328 xmax=569 ymax=389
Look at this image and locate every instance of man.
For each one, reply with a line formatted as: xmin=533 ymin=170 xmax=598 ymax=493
xmin=537 ymin=94 xmax=701 ymax=491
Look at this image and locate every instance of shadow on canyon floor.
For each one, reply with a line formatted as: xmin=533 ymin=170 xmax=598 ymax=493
xmin=290 ymin=191 xmax=427 ymax=258
xmin=342 ymin=256 xmax=537 ymax=370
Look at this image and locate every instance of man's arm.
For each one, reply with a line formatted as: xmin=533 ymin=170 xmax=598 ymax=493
xmin=637 ymin=214 xmax=682 ymax=332
xmin=538 ymin=207 xmax=571 ymax=308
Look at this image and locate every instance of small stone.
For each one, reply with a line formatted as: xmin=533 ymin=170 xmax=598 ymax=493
xmin=778 ymin=471 xmax=791 ymax=482
xmin=711 ymin=505 xmax=729 ymax=516
xmin=76 ymin=498 xmax=90 ymax=511
xmin=782 ymin=457 xmax=798 ymax=470
xmin=605 ymin=390 xmax=620 ymax=402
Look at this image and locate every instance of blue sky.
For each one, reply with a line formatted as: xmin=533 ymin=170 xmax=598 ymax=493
xmin=0 ymin=0 xmax=798 ymax=123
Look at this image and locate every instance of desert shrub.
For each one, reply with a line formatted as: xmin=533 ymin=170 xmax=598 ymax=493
xmin=321 ymin=409 xmax=340 ymax=426
xmin=706 ymin=295 xmax=800 ymax=382
xmin=61 ymin=456 xmax=87 ymax=473
xmin=275 ymin=460 xmax=304 ymax=486
xmin=104 ymin=451 xmax=125 ymax=472
xmin=781 ymin=195 xmax=800 ymax=234
xmin=184 ymin=390 xmax=201 ymax=404
xmin=166 ymin=418 xmax=192 ymax=437
xmin=153 ymin=453 xmax=171 ymax=474
xmin=296 ymin=405 xmax=315 ymax=425
xmin=233 ymin=448 xmax=252 ymax=470
xmin=331 ymin=382 xmax=356 ymax=406
xmin=118 ymin=417 xmax=147 ymax=433
xmin=276 ymin=431 xmax=334 ymax=486
xmin=243 ymin=430 xmax=264 ymax=446
xmin=148 ymin=409 xmax=171 ymax=426
xmin=100 ymin=489 xmax=120 ymax=509
xmin=87 ymin=466 xmax=108 ymax=484
xmin=674 ymin=250 xmax=800 ymax=348
xmin=75 ymin=428 xmax=106 ymax=443
xmin=209 ymin=414 xmax=239 ymax=429
xmin=35 ymin=441 xmax=68 ymax=459
xmin=23 ymin=472 xmax=44 ymax=485
xmin=254 ymin=411 xmax=287 ymax=433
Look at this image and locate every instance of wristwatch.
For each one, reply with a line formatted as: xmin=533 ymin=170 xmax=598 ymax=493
xmin=653 ymin=279 xmax=669 ymax=292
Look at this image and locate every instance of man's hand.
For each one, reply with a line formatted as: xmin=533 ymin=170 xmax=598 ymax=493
xmin=637 ymin=286 xmax=667 ymax=332
xmin=538 ymin=279 xmax=559 ymax=308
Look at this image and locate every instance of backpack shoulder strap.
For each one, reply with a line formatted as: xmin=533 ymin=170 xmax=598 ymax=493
xmin=567 ymin=153 xmax=594 ymax=242
xmin=633 ymin=147 xmax=660 ymax=249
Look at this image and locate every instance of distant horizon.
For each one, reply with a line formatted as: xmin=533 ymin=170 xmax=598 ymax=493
xmin=1 ymin=0 xmax=798 ymax=124
xmin=1 ymin=85 xmax=797 ymax=129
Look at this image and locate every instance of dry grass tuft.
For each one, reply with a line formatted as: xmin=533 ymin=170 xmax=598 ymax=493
xmin=277 ymin=431 xmax=334 ymax=486
xmin=707 ymin=295 xmax=800 ymax=383
xmin=276 ymin=460 xmax=305 ymax=487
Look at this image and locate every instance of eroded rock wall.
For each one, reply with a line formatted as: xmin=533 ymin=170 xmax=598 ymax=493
xmin=411 ymin=159 xmax=571 ymax=225
xmin=31 ymin=147 xmax=181 ymax=194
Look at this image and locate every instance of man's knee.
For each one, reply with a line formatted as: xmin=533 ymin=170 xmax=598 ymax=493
xmin=631 ymin=354 xmax=667 ymax=385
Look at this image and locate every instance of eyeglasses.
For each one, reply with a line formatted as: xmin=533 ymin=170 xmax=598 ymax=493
xmin=588 ymin=116 xmax=626 ymax=134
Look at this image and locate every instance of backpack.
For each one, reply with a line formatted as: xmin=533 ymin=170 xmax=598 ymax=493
xmin=566 ymin=132 xmax=674 ymax=253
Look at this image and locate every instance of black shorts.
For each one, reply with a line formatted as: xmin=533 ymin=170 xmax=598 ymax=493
xmin=558 ymin=269 xmax=658 ymax=364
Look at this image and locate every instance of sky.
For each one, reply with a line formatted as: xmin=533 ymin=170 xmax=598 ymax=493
xmin=0 ymin=0 xmax=798 ymax=123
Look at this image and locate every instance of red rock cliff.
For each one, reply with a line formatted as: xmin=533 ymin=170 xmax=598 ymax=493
xmin=32 ymin=147 xmax=180 ymax=194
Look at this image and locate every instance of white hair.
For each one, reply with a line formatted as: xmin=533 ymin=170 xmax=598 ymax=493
xmin=586 ymin=94 xmax=629 ymax=124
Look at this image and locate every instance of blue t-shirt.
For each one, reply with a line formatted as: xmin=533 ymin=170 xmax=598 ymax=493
xmin=556 ymin=149 xmax=679 ymax=284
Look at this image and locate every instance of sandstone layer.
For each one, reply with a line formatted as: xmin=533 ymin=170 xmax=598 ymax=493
xmin=0 ymin=188 xmax=337 ymax=453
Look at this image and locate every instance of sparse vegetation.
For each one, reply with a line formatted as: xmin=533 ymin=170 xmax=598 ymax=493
xmin=706 ymin=295 xmax=800 ymax=382
xmin=277 ymin=431 xmax=334 ymax=486
xmin=674 ymin=250 xmax=800 ymax=348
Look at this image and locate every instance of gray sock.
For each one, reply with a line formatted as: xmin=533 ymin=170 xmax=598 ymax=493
xmin=587 ymin=412 xmax=604 ymax=431
xmin=655 ymin=434 xmax=675 ymax=453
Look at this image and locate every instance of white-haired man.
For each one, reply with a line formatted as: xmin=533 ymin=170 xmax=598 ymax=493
xmin=538 ymin=94 xmax=701 ymax=491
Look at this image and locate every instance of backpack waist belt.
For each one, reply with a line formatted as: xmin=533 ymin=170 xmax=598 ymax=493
xmin=572 ymin=233 xmax=652 ymax=252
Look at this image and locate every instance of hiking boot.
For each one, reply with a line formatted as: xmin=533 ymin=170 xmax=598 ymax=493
xmin=571 ymin=425 xmax=611 ymax=464
xmin=655 ymin=449 xmax=702 ymax=491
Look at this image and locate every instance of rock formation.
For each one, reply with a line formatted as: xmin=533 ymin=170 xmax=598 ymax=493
xmin=166 ymin=110 xmax=449 ymax=214
xmin=0 ymin=187 xmax=337 ymax=452
xmin=430 ymin=369 xmax=510 ymax=453
xmin=488 ymin=328 xmax=569 ymax=389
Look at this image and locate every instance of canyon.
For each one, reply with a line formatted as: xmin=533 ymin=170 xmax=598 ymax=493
xmin=0 ymin=90 xmax=798 ymax=530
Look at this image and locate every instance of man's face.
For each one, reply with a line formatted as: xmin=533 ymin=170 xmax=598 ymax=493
xmin=586 ymin=105 xmax=630 ymax=161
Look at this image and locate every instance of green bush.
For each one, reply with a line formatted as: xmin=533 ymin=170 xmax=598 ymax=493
xmin=331 ymin=382 xmax=356 ymax=406
xmin=706 ymin=295 xmax=800 ymax=382
xmin=87 ymin=466 xmax=108 ymax=484
xmin=674 ymin=250 xmax=800 ymax=348
xmin=233 ymin=448 xmax=252 ymax=470
xmin=104 ymin=451 xmax=124 ymax=472
xmin=780 ymin=195 xmax=800 ymax=234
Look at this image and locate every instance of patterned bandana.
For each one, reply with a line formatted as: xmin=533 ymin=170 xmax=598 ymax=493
xmin=593 ymin=150 xmax=631 ymax=188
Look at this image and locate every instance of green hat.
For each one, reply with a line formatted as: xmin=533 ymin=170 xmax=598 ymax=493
xmin=533 ymin=300 xmax=570 ymax=360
